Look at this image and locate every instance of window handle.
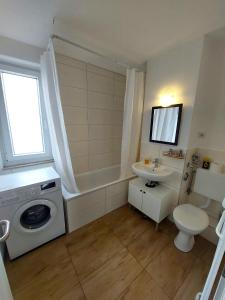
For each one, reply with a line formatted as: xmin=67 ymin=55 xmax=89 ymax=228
xmin=0 ymin=220 xmax=10 ymax=242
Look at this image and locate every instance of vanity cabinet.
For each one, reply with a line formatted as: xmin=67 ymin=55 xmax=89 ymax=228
xmin=128 ymin=178 xmax=174 ymax=224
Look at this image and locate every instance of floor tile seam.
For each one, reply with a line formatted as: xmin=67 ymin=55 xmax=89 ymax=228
xmin=150 ymin=261 xmax=193 ymax=300
xmin=64 ymin=244 xmax=88 ymax=300
xmin=65 ymin=222 xmax=128 ymax=284
xmin=70 ymin=231 xmax=129 ymax=283
xmin=78 ymin=239 xmax=144 ymax=288
xmin=102 ymin=221 xmax=127 ymax=250
xmin=115 ymin=270 xmax=144 ymax=300
xmin=112 ymin=221 xmax=152 ymax=248
xmin=140 ymin=238 xmax=172 ymax=270
xmin=169 ymin=268 xmax=193 ymax=300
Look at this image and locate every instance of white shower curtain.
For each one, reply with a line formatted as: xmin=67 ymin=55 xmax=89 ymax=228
xmin=120 ymin=69 xmax=145 ymax=178
xmin=40 ymin=41 xmax=78 ymax=194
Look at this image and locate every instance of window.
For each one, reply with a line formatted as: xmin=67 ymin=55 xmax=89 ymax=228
xmin=0 ymin=64 xmax=52 ymax=167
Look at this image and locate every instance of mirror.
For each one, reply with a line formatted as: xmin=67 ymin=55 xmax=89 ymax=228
xmin=149 ymin=104 xmax=183 ymax=145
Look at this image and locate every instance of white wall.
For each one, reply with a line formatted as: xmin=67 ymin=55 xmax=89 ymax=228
xmin=0 ymin=35 xmax=44 ymax=171
xmin=140 ymin=38 xmax=204 ymax=209
xmin=0 ymin=35 xmax=43 ymax=68
xmin=189 ymin=37 xmax=225 ymax=151
xmin=139 ymin=37 xmax=225 ymax=244
xmin=141 ymin=38 xmax=203 ymax=154
xmin=185 ymin=35 xmax=225 ymax=243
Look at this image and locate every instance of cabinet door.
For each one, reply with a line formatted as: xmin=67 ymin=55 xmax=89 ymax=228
xmin=142 ymin=192 xmax=161 ymax=222
xmin=128 ymin=183 xmax=143 ymax=210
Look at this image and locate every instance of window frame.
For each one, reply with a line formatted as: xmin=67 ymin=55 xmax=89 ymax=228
xmin=0 ymin=63 xmax=52 ymax=167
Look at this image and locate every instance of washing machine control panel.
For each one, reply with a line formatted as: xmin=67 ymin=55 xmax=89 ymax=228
xmin=0 ymin=179 xmax=60 ymax=207
xmin=41 ymin=181 xmax=56 ymax=191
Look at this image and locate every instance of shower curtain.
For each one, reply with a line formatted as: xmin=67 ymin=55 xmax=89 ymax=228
xmin=40 ymin=40 xmax=78 ymax=194
xmin=120 ymin=69 xmax=145 ymax=178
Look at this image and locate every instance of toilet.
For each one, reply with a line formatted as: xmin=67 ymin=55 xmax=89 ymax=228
xmin=173 ymin=204 xmax=209 ymax=252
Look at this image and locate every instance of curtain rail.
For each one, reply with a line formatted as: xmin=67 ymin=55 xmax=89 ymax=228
xmin=51 ymin=34 xmax=142 ymax=70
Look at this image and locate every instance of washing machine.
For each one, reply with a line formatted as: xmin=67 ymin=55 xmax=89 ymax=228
xmin=0 ymin=167 xmax=66 ymax=259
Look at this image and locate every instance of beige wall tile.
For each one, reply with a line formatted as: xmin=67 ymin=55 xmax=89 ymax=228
xmin=87 ymin=64 xmax=114 ymax=78
xmin=87 ymin=72 xmax=114 ymax=94
xmin=88 ymin=91 xmax=114 ymax=109
xmin=55 ymin=53 xmax=86 ymax=70
xmin=88 ymin=109 xmax=113 ymax=125
xmin=113 ymin=96 xmax=124 ymax=110
xmin=112 ymin=151 xmax=121 ymax=165
xmin=89 ymin=125 xmax=113 ymax=140
xmin=66 ymin=125 xmax=88 ymax=142
xmin=69 ymin=141 xmax=89 ymax=157
xmin=115 ymin=73 xmax=126 ymax=82
xmin=89 ymin=140 xmax=113 ymax=155
xmin=56 ymin=55 xmax=126 ymax=174
xmin=63 ymin=107 xmax=87 ymax=125
xmin=115 ymin=80 xmax=126 ymax=96
xmin=112 ymin=125 xmax=123 ymax=138
xmin=112 ymin=111 xmax=123 ymax=125
xmin=71 ymin=156 xmax=89 ymax=174
xmin=58 ymin=63 xmax=87 ymax=89
xmin=113 ymin=138 xmax=122 ymax=153
xmin=60 ymin=86 xmax=87 ymax=107
xmin=89 ymin=153 xmax=113 ymax=171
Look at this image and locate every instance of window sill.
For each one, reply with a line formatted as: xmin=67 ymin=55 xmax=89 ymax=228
xmin=1 ymin=159 xmax=54 ymax=174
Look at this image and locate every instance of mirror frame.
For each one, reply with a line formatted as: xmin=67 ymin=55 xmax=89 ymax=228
xmin=149 ymin=103 xmax=183 ymax=145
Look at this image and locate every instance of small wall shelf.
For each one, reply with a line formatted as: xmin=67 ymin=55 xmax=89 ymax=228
xmin=163 ymin=153 xmax=184 ymax=159
xmin=162 ymin=150 xmax=185 ymax=160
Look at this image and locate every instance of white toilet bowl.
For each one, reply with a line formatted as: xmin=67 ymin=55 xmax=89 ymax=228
xmin=173 ymin=204 xmax=209 ymax=252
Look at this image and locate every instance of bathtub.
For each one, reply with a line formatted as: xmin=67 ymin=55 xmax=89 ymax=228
xmin=64 ymin=165 xmax=134 ymax=233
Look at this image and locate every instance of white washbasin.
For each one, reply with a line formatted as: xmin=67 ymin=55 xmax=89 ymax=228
xmin=132 ymin=162 xmax=174 ymax=182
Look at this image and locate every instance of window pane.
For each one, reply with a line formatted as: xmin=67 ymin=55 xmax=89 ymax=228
xmin=1 ymin=72 xmax=44 ymax=156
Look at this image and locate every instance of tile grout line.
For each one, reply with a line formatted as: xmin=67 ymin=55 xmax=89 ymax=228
xmin=64 ymin=241 xmax=88 ymax=300
xmin=102 ymin=218 xmax=146 ymax=300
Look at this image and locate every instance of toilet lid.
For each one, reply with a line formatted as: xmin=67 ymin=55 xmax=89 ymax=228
xmin=173 ymin=204 xmax=209 ymax=232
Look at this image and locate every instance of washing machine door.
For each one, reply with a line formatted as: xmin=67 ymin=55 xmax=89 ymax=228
xmin=13 ymin=199 xmax=57 ymax=233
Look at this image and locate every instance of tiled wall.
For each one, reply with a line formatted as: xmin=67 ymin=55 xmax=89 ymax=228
xmin=55 ymin=54 xmax=126 ymax=174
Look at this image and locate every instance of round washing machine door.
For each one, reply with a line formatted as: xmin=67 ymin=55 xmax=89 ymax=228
xmin=13 ymin=199 xmax=57 ymax=233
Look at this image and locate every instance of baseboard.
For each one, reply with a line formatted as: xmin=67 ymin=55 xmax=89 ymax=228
xmin=200 ymin=226 xmax=218 ymax=245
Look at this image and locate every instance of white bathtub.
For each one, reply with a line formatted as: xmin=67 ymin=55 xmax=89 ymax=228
xmin=64 ymin=165 xmax=134 ymax=232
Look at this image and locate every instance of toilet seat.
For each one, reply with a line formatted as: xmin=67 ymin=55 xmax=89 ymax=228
xmin=173 ymin=204 xmax=209 ymax=234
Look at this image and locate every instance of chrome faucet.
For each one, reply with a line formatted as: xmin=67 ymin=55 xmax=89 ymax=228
xmin=152 ymin=158 xmax=160 ymax=169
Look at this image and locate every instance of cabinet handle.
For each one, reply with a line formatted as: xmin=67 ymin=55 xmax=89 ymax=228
xmin=143 ymin=191 xmax=146 ymax=194
xmin=140 ymin=189 xmax=142 ymax=192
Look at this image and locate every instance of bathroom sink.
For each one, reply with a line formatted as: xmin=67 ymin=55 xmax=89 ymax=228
xmin=132 ymin=162 xmax=174 ymax=182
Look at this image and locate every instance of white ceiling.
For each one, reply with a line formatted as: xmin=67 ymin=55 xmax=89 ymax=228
xmin=0 ymin=0 xmax=225 ymax=65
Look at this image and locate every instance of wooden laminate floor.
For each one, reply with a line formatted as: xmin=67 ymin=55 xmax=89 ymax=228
xmin=6 ymin=205 xmax=218 ymax=300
